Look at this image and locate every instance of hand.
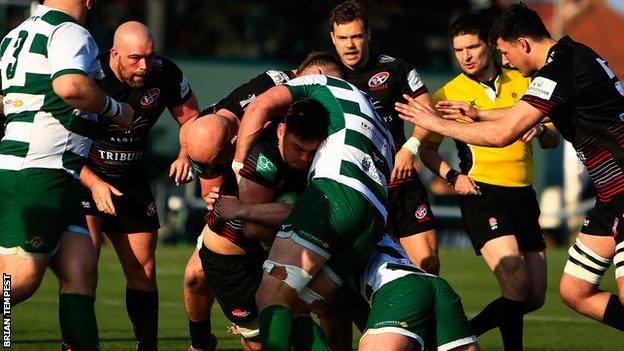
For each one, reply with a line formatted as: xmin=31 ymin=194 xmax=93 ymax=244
xmin=435 ymin=101 xmax=479 ymax=122
xmin=205 ymin=186 xmax=221 ymax=210
xmin=395 ymin=94 xmax=440 ymax=130
xmin=90 ymin=178 xmax=123 ymax=215
xmin=113 ymin=102 xmax=134 ymax=131
xmin=391 ymin=148 xmax=415 ymax=182
xmin=520 ymin=124 xmax=544 ymax=142
xmin=453 ymin=175 xmax=482 ymax=196
xmin=169 ymin=157 xmax=194 ymax=186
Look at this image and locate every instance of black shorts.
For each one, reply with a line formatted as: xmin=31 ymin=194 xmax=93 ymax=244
xmin=199 ymin=244 xmax=267 ymax=325
xmin=581 ymin=193 xmax=624 ymax=244
xmin=80 ymin=181 xmax=160 ymax=234
xmin=459 ymin=182 xmax=545 ymax=254
xmin=387 ymin=176 xmax=436 ymax=237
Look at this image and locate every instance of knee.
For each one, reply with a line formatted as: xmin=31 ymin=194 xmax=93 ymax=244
xmin=524 ymin=293 xmax=546 ymax=313
xmin=495 ymin=256 xmax=529 ymax=298
xmin=183 ymin=263 xmax=206 ymax=293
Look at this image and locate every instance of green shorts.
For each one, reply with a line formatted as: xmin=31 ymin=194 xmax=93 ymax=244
xmin=277 ymin=178 xmax=385 ymax=284
xmin=0 ymin=169 xmax=88 ymax=259
xmin=364 ymin=273 xmax=476 ymax=351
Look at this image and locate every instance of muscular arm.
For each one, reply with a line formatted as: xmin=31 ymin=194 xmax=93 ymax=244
xmin=52 ymin=74 xmax=133 ymax=130
xmin=397 ymin=97 xmax=545 ymax=147
xmin=169 ymin=93 xmax=200 ymax=185
xmin=233 ymin=85 xmax=292 ymax=163
xmin=237 ymin=178 xmax=292 ymax=242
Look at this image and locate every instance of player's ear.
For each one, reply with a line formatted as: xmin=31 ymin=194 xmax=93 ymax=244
xmin=277 ymin=122 xmax=286 ymax=140
xmin=518 ymin=37 xmax=530 ymax=53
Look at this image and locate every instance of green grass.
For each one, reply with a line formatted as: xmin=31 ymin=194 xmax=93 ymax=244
xmin=7 ymin=245 xmax=624 ymax=350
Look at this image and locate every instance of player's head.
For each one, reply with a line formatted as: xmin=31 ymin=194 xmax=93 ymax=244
xmin=448 ymin=13 xmax=493 ymax=78
xmin=44 ymin=0 xmax=97 ymax=24
xmin=186 ymin=113 xmax=237 ymax=172
xmin=329 ymin=1 xmax=370 ymax=70
xmin=277 ymin=98 xmax=329 ymax=171
xmin=489 ymin=3 xmax=552 ymax=77
xmin=110 ymin=21 xmax=155 ymax=88
xmin=296 ymin=51 xmax=345 ymax=78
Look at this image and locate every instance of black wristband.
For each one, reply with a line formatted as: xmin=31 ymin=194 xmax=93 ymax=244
xmin=537 ymin=123 xmax=547 ymax=138
xmin=445 ymin=169 xmax=460 ymax=186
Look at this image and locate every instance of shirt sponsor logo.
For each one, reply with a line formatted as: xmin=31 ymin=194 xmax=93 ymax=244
xmin=406 ymin=69 xmax=424 ymax=92
xmin=140 ymin=88 xmax=161 ymax=107
xmin=256 ymin=153 xmax=277 ymax=182
xmin=97 ymin=150 xmax=144 ymax=162
xmin=368 ymin=71 xmax=389 ymax=88
xmin=526 ymin=77 xmax=557 ymax=100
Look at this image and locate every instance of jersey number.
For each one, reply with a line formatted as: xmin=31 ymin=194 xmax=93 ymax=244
xmin=6 ymin=31 xmax=29 ymax=79
xmin=596 ymin=58 xmax=624 ymax=97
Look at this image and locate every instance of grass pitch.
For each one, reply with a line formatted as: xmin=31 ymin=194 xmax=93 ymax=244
xmin=7 ymin=244 xmax=624 ymax=350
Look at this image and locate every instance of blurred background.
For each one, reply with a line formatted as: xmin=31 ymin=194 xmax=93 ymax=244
xmin=2 ymin=0 xmax=623 ymax=248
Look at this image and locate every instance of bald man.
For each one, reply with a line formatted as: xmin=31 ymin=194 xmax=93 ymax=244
xmin=79 ymin=21 xmax=199 ymax=351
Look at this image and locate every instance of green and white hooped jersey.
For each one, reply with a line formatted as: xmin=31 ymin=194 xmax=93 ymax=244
xmin=0 ymin=5 xmax=101 ymax=178
xmin=360 ymin=235 xmax=433 ymax=305
xmin=286 ymin=75 xmax=395 ymax=220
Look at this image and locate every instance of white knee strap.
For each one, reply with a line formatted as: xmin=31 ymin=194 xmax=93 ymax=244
xmin=262 ymin=260 xmax=312 ymax=293
xmin=564 ymin=238 xmax=611 ymax=284
xmin=298 ymin=286 xmax=324 ymax=306
xmin=614 ymin=241 xmax=624 ymax=280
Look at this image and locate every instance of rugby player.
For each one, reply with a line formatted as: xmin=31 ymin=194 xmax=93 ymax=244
xmin=78 ymin=21 xmax=199 ymax=351
xmin=418 ymin=13 xmax=559 ymax=349
xmin=358 ymin=235 xmax=479 ymax=351
xmin=181 ymin=53 xmax=337 ymax=351
xmin=329 ymin=1 xmax=439 ymax=275
xmin=397 ymin=3 xmax=624 ymax=333
xmin=0 ymin=1 xmax=133 ymax=350
xmin=233 ymin=55 xmax=394 ymax=350
xmin=191 ymin=97 xmax=329 ymax=350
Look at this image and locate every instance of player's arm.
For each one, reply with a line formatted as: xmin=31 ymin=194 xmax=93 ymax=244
xmin=233 ymin=85 xmax=292 ymax=167
xmin=396 ymin=96 xmax=545 ymax=147
xmin=419 ymin=135 xmax=480 ymax=195
xmin=520 ymin=121 xmax=560 ymax=149
xmin=392 ymin=92 xmax=432 ymax=181
xmin=79 ymin=166 xmax=123 ymax=215
xmin=169 ymin=92 xmax=200 ymax=186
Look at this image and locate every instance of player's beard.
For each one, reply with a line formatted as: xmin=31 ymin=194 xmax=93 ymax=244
xmin=117 ymin=61 xmax=146 ymax=88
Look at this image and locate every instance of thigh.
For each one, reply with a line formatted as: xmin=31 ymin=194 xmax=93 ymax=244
xmin=431 ymin=277 xmax=477 ymax=349
xmin=459 ymin=184 xmax=514 ymax=255
xmin=0 ymin=169 xmax=79 ymax=256
xmin=387 ymin=178 xmax=436 ymax=238
xmin=108 ymin=230 xmax=158 ymax=272
xmin=199 ymin=245 xmax=265 ymax=325
xmin=364 ymin=276 xmax=433 ymax=348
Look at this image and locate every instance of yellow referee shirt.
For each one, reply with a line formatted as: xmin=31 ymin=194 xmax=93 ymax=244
xmin=431 ymin=68 xmax=535 ymax=187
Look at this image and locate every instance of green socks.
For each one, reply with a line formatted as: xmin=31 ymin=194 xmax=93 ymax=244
xmin=59 ymin=293 xmax=100 ymax=351
xmin=290 ymin=316 xmax=329 ymax=351
xmin=259 ymin=305 xmax=292 ymax=351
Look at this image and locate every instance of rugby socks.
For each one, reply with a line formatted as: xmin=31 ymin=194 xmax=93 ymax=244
xmin=126 ymin=287 xmax=159 ymax=351
xmin=602 ymin=294 xmax=624 ymax=331
xmin=59 ymin=293 xmax=100 ymax=351
xmin=470 ymin=297 xmax=523 ymax=351
xmin=498 ymin=297 xmax=523 ymax=351
xmin=259 ymin=305 xmax=292 ymax=351
xmin=290 ymin=316 xmax=329 ymax=351
xmin=188 ymin=318 xmax=217 ymax=350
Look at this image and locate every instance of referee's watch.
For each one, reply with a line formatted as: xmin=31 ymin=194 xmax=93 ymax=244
xmin=445 ymin=169 xmax=460 ymax=186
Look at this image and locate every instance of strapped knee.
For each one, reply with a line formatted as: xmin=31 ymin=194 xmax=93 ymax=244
xmin=614 ymin=241 xmax=624 ymax=279
xmin=262 ymin=260 xmax=312 ymax=293
xmin=564 ymin=238 xmax=611 ymax=284
xmin=298 ymin=287 xmax=324 ymax=310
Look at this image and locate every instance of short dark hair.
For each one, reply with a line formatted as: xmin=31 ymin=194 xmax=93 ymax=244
xmin=296 ymin=51 xmax=345 ymax=77
xmin=329 ymin=0 xmax=368 ymax=32
xmin=448 ymin=13 xmax=490 ymax=44
xmin=284 ymin=98 xmax=329 ymax=142
xmin=489 ymin=3 xmax=551 ymax=46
